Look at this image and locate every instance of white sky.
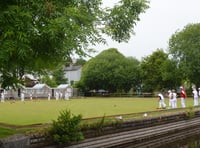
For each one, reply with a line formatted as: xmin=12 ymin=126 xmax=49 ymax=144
xmin=90 ymin=0 xmax=200 ymax=60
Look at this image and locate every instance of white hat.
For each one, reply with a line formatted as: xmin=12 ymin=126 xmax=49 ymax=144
xmin=180 ymin=86 xmax=183 ymax=89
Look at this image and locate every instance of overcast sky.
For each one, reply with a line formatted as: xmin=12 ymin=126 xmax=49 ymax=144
xmin=90 ymin=0 xmax=200 ymax=60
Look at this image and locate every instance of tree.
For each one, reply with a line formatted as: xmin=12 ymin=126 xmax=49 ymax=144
xmin=40 ymin=66 xmax=67 ymax=87
xmin=0 ymin=0 xmax=149 ymax=89
xmin=78 ymin=48 xmax=141 ymax=92
xmin=49 ymin=109 xmax=83 ymax=145
xmin=73 ymin=58 xmax=87 ymax=66
xmin=168 ymin=23 xmax=200 ymax=86
xmin=126 ymin=56 xmax=141 ymax=91
xmin=52 ymin=68 xmax=68 ymax=85
xmin=140 ymin=49 xmax=169 ymax=92
xmin=40 ymin=74 xmax=57 ymax=87
xmin=160 ymin=58 xmax=182 ymax=89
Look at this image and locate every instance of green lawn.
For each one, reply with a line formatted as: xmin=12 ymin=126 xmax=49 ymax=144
xmin=0 ymin=97 xmax=194 ymax=125
xmin=0 ymin=127 xmax=29 ymax=138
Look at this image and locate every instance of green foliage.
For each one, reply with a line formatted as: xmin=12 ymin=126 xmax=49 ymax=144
xmin=0 ymin=127 xmax=26 ymax=138
xmin=185 ymin=106 xmax=195 ymax=120
xmin=81 ymin=115 xmax=107 ymax=136
xmin=160 ymin=59 xmax=182 ymax=89
xmin=93 ymin=115 xmax=106 ymax=135
xmin=40 ymin=67 xmax=67 ymax=87
xmin=52 ymin=68 xmax=68 ymax=85
xmin=73 ymin=58 xmax=87 ymax=66
xmin=49 ymin=109 xmax=83 ymax=145
xmin=40 ymin=75 xmax=57 ymax=87
xmin=103 ymin=0 xmax=149 ymax=42
xmin=140 ymin=49 xmax=169 ymax=91
xmin=169 ymin=23 xmax=200 ymax=86
xmin=0 ymin=0 xmax=149 ymax=89
xmin=79 ymin=48 xmax=141 ymax=92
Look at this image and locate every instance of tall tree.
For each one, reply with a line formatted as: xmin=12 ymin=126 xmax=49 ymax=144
xmin=168 ymin=23 xmax=200 ymax=86
xmin=140 ymin=49 xmax=169 ymax=92
xmin=78 ymin=48 xmax=140 ymax=92
xmin=160 ymin=58 xmax=182 ymax=89
xmin=52 ymin=68 xmax=68 ymax=85
xmin=73 ymin=58 xmax=87 ymax=66
xmin=0 ymin=0 xmax=149 ymax=89
xmin=40 ymin=75 xmax=57 ymax=87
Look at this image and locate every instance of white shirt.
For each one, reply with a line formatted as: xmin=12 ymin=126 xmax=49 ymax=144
xmin=193 ymin=90 xmax=198 ymax=98
xmin=158 ymin=93 xmax=164 ymax=100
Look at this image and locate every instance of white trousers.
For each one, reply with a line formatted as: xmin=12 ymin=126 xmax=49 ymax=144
xmin=169 ymin=99 xmax=173 ymax=108
xmin=181 ymin=98 xmax=186 ymax=108
xmin=171 ymin=99 xmax=177 ymax=108
xmin=194 ymin=97 xmax=199 ymax=106
xmin=159 ymin=100 xmax=166 ymax=108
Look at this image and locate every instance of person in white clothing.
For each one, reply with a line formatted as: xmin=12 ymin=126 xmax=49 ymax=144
xmin=158 ymin=93 xmax=166 ymax=109
xmin=48 ymin=93 xmax=51 ymax=101
xmin=168 ymin=90 xmax=173 ymax=108
xmin=59 ymin=92 xmax=63 ymax=99
xmin=55 ymin=92 xmax=59 ymax=101
xmin=30 ymin=93 xmax=33 ymax=100
xmin=1 ymin=92 xmax=5 ymax=103
xmin=171 ymin=89 xmax=177 ymax=108
xmin=21 ymin=92 xmax=25 ymax=102
xmin=64 ymin=92 xmax=69 ymax=100
xmin=192 ymin=86 xmax=198 ymax=106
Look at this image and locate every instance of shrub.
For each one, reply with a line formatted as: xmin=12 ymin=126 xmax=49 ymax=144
xmin=185 ymin=106 xmax=195 ymax=119
xmin=48 ymin=109 xmax=83 ymax=145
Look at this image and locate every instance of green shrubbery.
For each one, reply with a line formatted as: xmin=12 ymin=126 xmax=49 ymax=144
xmin=48 ymin=109 xmax=84 ymax=145
xmin=185 ymin=106 xmax=195 ymax=119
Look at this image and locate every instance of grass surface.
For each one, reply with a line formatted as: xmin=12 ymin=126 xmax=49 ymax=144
xmin=0 ymin=127 xmax=28 ymax=138
xmin=0 ymin=97 xmax=194 ymax=125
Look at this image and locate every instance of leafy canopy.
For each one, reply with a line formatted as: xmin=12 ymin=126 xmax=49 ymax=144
xmin=79 ymin=48 xmax=141 ymax=92
xmin=140 ymin=49 xmax=169 ymax=92
xmin=0 ymin=0 xmax=149 ymax=89
xmin=168 ymin=23 xmax=200 ymax=86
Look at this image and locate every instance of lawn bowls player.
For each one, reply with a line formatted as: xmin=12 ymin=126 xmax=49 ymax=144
xmin=192 ymin=86 xmax=198 ymax=106
xmin=180 ymin=86 xmax=186 ymax=108
xmin=168 ymin=90 xmax=173 ymax=108
xmin=158 ymin=93 xmax=166 ymax=109
xmin=172 ymin=89 xmax=177 ymax=108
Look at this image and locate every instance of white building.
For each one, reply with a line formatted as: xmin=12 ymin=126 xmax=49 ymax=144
xmin=54 ymin=84 xmax=73 ymax=98
xmin=64 ymin=65 xmax=82 ymax=84
xmin=24 ymin=83 xmax=51 ymax=98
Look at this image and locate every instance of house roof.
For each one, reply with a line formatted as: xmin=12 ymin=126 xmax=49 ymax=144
xmin=57 ymin=84 xmax=71 ymax=89
xmin=23 ymin=74 xmax=38 ymax=81
xmin=32 ymin=84 xmax=50 ymax=89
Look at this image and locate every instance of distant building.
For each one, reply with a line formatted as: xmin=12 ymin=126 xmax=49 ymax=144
xmin=64 ymin=65 xmax=82 ymax=85
xmin=54 ymin=84 xmax=73 ymax=98
xmin=25 ymin=83 xmax=51 ymax=98
xmin=22 ymin=74 xmax=38 ymax=87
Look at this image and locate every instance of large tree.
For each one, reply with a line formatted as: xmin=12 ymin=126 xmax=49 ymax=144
xmin=78 ymin=48 xmax=141 ymax=92
xmin=160 ymin=58 xmax=182 ymax=89
xmin=168 ymin=23 xmax=200 ymax=86
xmin=0 ymin=0 xmax=149 ymax=89
xmin=140 ymin=49 xmax=169 ymax=92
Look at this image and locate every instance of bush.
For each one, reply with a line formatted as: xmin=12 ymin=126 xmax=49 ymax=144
xmin=48 ymin=109 xmax=84 ymax=145
xmin=185 ymin=106 xmax=195 ymax=120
